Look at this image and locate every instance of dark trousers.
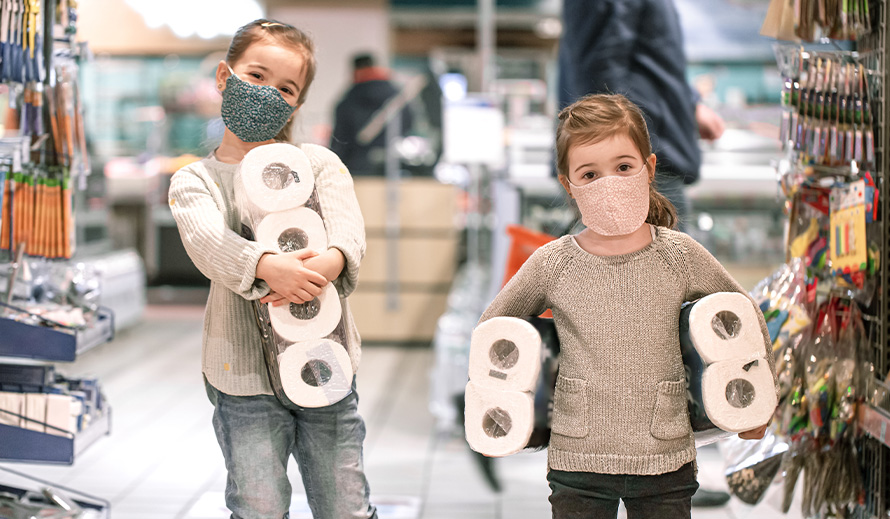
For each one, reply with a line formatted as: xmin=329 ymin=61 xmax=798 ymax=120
xmin=548 ymin=462 xmax=699 ymax=519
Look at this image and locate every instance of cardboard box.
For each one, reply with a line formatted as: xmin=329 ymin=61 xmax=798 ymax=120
xmin=354 ymin=178 xmax=457 ymax=231
xmin=24 ymin=393 xmax=46 ymax=432
xmin=349 ymin=290 xmax=449 ymax=343
xmin=360 ymin=236 xmax=458 ymax=286
xmin=0 ymin=392 xmax=23 ymax=427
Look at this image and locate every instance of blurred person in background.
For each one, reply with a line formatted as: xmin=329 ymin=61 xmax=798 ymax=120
xmin=331 ymin=53 xmax=413 ymax=176
xmin=558 ymin=0 xmax=725 ymax=233
xmin=558 ymin=0 xmax=731 ymax=508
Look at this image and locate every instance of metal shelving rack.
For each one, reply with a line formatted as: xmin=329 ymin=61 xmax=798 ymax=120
xmin=857 ymin=0 xmax=890 ymax=516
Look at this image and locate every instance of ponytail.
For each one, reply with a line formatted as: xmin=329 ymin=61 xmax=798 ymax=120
xmin=646 ymin=184 xmax=678 ymax=229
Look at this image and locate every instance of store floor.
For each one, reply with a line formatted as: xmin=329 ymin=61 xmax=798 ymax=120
xmin=2 ymin=304 xmax=802 ymax=519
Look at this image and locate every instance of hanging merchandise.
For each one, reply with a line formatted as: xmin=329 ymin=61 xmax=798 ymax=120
xmin=774 ymin=46 xmax=882 ymax=305
xmin=762 ymin=0 xmax=872 ymax=41
xmin=777 ymin=49 xmax=877 ymax=170
xmin=753 ymin=1 xmax=888 ymax=511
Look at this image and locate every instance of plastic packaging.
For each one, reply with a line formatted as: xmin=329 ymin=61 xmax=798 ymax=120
xmin=234 ymin=143 xmax=353 ymax=410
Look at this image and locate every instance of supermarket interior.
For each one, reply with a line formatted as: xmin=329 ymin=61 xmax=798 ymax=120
xmin=0 ymin=0 xmax=888 ymax=518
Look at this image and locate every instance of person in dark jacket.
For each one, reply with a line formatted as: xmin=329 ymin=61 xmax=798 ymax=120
xmin=558 ymin=0 xmax=725 ymax=231
xmin=330 ymin=53 xmax=412 ymax=176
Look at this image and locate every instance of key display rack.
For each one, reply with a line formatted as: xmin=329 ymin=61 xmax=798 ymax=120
xmin=763 ymin=0 xmax=890 ymax=517
xmin=0 ymin=0 xmax=112 ymax=517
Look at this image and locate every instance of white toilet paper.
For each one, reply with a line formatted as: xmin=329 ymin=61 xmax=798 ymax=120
xmin=256 ymin=207 xmax=328 ymax=254
xmin=464 ymin=381 xmax=534 ymax=457
xmin=684 ymin=292 xmax=764 ymax=364
xmin=469 ymin=317 xmax=542 ymax=392
xmin=269 ymin=282 xmax=342 ymax=343
xmin=701 ymin=357 xmax=777 ymax=432
xmin=278 ymin=338 xmax=353 ymax=408
xmin=239 ymin=143 xmax=315 ymax=212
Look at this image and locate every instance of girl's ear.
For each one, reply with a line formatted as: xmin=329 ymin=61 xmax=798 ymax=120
xmin=558 ymin=175 xmax=574 ymax=198
xmin=646 ymin=153 xmax=657 ymax=183
xmin=215 ymin=61 xmax=230 ymax=92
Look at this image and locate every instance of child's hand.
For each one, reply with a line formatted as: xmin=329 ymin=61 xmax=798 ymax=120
xmin=301 ymin=248 xmax=346 ymax=282
xmin=738 ymin=423 xmax=768 ymax=440
xmin=260 ymin=291 xmax=288 ymax=306
xmin=256 ymin=250 xmax=327 ymax=304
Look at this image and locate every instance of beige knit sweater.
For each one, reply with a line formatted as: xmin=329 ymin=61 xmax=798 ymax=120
xmin=480 ymin=227 xmax=776 ymax=475
xmin=168 ymin=143 xmax=366 ymax=396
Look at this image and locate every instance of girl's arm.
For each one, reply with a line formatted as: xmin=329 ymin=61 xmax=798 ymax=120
xmin=680 ymin=235 xmax=778 ymax=392
xmin=303 ymin=144 xmax=366 ymax=297
xmin=479 ymin=247 xmax=549 ymax=323
xmin=168 ymin=165 xmax=278 ymax=300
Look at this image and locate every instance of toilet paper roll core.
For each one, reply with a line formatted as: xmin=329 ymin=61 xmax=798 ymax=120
xmin=469 ymin=317 xmax=542 ymax=392
xmin=269 ymin=283 xmax=342 ymax=343
xmin=239 ymin=143 xmax=315 ymax=212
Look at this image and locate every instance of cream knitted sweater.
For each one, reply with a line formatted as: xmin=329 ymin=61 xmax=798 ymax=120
xmin=168 ymin=143 xmax=366 ymax=396
xmin=480 ymin=227 xmax=776 ymax=475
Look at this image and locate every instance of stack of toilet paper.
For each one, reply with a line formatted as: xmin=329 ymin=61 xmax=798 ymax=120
xmin=236 ymin=144 xmax=353 ymax=409
xmin=465 ymin=317 xmax=542 ymax=457
xmin=680 ymin=292 xmax=777 ymax=446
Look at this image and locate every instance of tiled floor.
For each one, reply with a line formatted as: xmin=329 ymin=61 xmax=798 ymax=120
xmin=0 ymin=304 xmax=803 ymax=519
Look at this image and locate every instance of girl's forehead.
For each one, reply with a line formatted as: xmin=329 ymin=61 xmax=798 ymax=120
xmin=570 ymin=134 xmax=640 ymax=160
xmin=237 ymin=40 xmax=308 ymax=84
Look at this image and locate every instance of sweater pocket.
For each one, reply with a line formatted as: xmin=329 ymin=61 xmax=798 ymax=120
xmin=650 ymin=378 xmax=691 ymax=441
xmin=551 ymin=376 xmax=589 ymax=438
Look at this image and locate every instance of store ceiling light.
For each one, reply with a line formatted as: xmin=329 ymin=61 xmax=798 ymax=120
xmin=125 ymin=0 xmax=264 ymax=39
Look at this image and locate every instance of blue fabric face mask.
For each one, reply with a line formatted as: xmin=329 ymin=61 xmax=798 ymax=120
xmin=220 ymin=64 xmax=297 ymax=143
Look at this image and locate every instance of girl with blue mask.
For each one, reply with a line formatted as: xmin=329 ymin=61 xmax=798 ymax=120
xmin=168 ymin=19 xmax=377 ymax=519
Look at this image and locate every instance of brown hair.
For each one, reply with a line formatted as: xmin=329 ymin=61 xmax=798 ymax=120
xmin=226 ymin=19 xmax=317 ymax=142
xmin=556 ymin=94 xmax=677 ymax=229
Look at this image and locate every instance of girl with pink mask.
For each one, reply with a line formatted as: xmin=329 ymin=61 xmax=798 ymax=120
xmin=478 ymin=94 xmax=775 ymax=519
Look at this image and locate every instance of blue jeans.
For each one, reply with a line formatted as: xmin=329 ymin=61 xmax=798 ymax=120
xmin=548 ymin=462 xmax=699 ymax=519
xmin=205 ymin=379 xmax=377 ymax=519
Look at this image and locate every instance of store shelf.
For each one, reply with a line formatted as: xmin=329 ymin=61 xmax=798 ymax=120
xmin=0 ymin=408 xmax=112 ymax=465
xmin=0 ymin=307 xmax=114 ymax=362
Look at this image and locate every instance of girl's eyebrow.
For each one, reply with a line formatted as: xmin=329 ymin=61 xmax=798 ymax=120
xmin=573 ymin=155 xmax=637 ymax=174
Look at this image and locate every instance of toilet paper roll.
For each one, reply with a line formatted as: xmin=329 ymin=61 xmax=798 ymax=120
xmin=469 ymin=317 xmax=542 ymax=392
xmin=269 ymin=283 xmax=342 ymax=343
xmin=701 ymin=357 xmax=777 ymax=432
xmin=239 ymin=143 xmax=315 ymax=211
xmin=464 ymin=381 xmax=535 ymax=457
xmin=680 ymin=292 xmax=764 ymax=364
xmin=256 ymin=207 xmax=328 ymax=254
xmin=278 ymin=339 xmax=353 ymax=408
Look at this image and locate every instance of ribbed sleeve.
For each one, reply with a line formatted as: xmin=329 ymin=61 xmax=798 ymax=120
xmin=301 ymin=143 xmax=366 ymax=297
xmin=479 ymin=246 xmax=549 ymax=323
xmin=169 ymin=164 xmax=276 ymax=300
xmin=670 ymin=231 xmax=779 ymax=397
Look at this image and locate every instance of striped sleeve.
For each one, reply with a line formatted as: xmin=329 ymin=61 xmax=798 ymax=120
xmin=302 ymin=144 xmax=366 ymax=297
xmin=169 ymin=163 xmax=275 ymax=300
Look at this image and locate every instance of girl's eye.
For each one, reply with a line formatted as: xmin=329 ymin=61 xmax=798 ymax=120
xmin=617 ymin=164 xmax=632 ymax=172
xmin=250 ymin=73 xmax=262 ymax=80
xmin=280 ymin=87 xmax=293 ymax=95
xmin=582 ymin=171 xmax=596 ymax=180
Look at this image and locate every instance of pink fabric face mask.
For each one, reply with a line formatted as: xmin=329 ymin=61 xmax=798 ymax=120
xmin=568 ymin=165 xmax=650 ymax=236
